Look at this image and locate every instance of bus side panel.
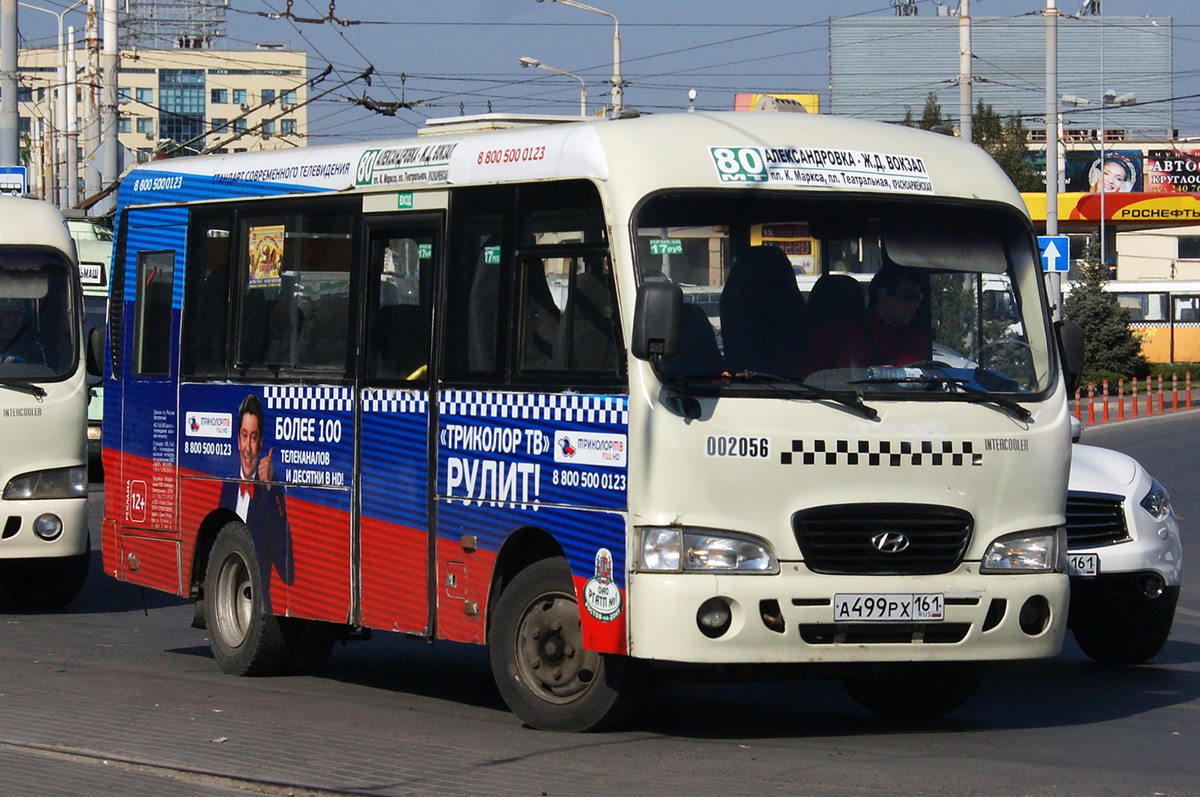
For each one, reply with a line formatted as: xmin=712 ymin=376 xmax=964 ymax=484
xmin=178 ymin=383 xmax=354 ymax=624
xmin=359 ymin=390 xmax=430 ymax=634
xmin=106 ymin=206 xmax=186 ymax=592
xmin=435 ymin=390 xmax=629 ymax=653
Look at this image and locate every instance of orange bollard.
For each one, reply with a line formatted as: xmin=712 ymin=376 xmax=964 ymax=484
xmin=1102 ymin=380 xmax=1110 ymax=422
xmin=1087 ymin=382 xmax=1095 ymax=425
xmin=1074 ymin=388 xmax=1081 ymax=421
xmin=1173 ymin=373 xmax=1178 ymax=412
xmin=1132 ymin=377 xmax=1139 ymax=417
xmin=1157 ymin=374 xmax=1164 ymax=414
xmin=1117 ymin=378 xmax=1125 ymax=420
xmin=1189 ymin=372 xmax=1193 ymax=409
xmin=1147 ymin=377 xmax=1154 ymax=415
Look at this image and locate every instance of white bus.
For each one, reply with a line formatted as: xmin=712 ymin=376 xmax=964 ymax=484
xmin=102 ymin=111 xmax=1077 ymax=729
xmin=0 ymin=197 xmax=90 ymax=608
xmin=66 ymin=214 xmax=114 ymax=465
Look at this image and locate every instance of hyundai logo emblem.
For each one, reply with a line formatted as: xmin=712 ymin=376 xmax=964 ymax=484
xmin=871 ymin=531 xmax=910 ymax=554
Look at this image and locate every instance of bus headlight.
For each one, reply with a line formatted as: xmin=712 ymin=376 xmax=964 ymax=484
xmin=638 ymin=527 xmax=778 ymax=574
xmin=3 ymin=466 xmax=88 ymax=500
xmin=980 ymin=528 xmax=1063 ymax=573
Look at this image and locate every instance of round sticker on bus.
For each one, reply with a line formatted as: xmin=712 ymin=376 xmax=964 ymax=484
xmin=583 ymin=548 xmax=621 ymax=622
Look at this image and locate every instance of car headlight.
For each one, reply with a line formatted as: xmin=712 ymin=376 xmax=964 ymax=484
xmin=980 ymin=528 xmax=1063 ymax=573
xmin=3 ymin=466 xmax=88 ymax=500
xmin=638 ymin=527 xmax=779 ymax=574
xmin=1140 ymin=478 xmax=1172 ymax=521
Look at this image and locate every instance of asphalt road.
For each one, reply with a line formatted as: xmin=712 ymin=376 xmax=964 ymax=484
xmin=1 ymin=410 xmax=1198 ymax=796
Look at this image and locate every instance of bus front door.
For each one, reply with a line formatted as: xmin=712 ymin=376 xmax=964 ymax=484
xmin=358 ymin=219 xmax=439 ymax=634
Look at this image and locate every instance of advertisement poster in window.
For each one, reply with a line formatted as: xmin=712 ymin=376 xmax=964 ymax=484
xmin=248 ymin=224 xmax=284 ymax=289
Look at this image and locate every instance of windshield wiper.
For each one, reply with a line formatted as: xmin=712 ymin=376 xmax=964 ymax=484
xmin=851 ymin=374 xmax=1031 ymax=422
xmin=0 ymin=380 xmax=46 ymax=400
xmin=738 ymin=371 xmax=878 ymax=421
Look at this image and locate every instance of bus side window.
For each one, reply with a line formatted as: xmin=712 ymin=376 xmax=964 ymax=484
xmin=132 ymin=250 xmax=174 ymax=376
xmin=366 ymin=233 xmax=432 ymax=382
xmin=182 ymin=214 xmax=232 ymax=377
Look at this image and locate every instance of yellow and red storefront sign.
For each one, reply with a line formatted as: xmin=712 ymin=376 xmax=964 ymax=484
xmin=1022 ymin=192 xmax=1200 ymax=226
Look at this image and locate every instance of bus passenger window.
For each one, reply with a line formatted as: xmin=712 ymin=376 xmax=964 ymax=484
xmin=182 ymin=216 xmax=232 ymax=376
xmin=234 ymin=207 xmax=354 ymax=375
xmin=132 ymin=250 xmax=174 ymax=376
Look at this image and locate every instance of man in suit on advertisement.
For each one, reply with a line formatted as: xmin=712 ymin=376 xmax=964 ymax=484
xmin=219 ymin=393 xmax=294 ymax=611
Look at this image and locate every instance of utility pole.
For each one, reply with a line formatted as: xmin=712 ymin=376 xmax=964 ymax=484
xmin=958 ymin=0 xmax=971 ymax=143
xmin=97 ymin=0 xmax=117 ymax=215
xmin=1045 ymin=0 xmax=1061 ymax=319
xmin=65 ymin=26 xmax=78 ymax=209
xmin=0 ymin=0 xmax=17 ymax=167
xmin=84 ymin=0 xmax=100 ymax=206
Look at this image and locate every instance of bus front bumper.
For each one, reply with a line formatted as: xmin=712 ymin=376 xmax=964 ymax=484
xmin=0 ymin=496 xmax=89 ymax=559
xmin=625 ymin=567 xmax=1069 ymax=665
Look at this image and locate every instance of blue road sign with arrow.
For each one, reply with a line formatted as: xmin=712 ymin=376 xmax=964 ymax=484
xmin=1038 ymin=235 xmax=1070 ymax=273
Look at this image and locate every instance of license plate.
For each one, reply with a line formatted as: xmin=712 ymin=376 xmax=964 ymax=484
xmin=833 ymin=593 xmax=945 ymax=622
xmin=1068 ymin=553 xmax=1099 ymax=577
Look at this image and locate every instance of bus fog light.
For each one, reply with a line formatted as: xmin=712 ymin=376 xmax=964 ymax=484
xmin=1018 ymin=595 xmax=1050 ymax=635
xmin=697 ymin=597 xmax=732 ymax=639
xmin=33 ymin=513 xmax=63 ymax=541
xmin=1138 ymin=573 xmax=1165 ymax=599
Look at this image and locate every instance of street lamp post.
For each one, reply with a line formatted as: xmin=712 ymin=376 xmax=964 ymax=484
xmin=519 ymin=57 xmax=586 ymax=117
xmin=534 ymin=0 xmax=623 ymax=117
xmin=19 ymin=0 xmax=86 ymax=207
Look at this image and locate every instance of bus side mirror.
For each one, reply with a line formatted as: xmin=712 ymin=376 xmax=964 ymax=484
xmin=86 ymin=325 xmax=104 ymax=378
xmin=1056 ymin=318 xmax=1084 ymax=395
xmin=631 ymin=280 xmax=682 ymax=363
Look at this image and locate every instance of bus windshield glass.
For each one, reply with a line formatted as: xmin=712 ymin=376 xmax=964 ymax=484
xmin=0 ymin=247 xmax=77 ymax=379
xmin=635 ymin=191 xmax=1053 ymax=399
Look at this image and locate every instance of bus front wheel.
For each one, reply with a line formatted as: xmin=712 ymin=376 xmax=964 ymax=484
xmin=204 ymin=522 xmax=292 ymax=676
xmin=488 ymin=557 xmax=637 ymax=731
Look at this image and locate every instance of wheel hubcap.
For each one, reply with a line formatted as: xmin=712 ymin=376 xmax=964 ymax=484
xmin=515 ymin=592 xmax=601 ymax=703
xmin=213 ymin=552 xmax=253 ymax=650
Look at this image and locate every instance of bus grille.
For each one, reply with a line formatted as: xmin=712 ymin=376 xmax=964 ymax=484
xmin=1065 ymin=492 xmax=1129 ymax=548
xmin=791 ymin=504 xmax=973 ymax=575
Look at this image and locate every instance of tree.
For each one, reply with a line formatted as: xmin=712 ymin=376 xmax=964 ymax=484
xmin=1062 ymin=244 xmax=1147 ymax=378
xmin=971 ymin=101 xmax=1040 ymax=191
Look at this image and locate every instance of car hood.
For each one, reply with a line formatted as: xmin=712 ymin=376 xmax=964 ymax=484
xmin=1069 ymin=443 xmax=1139 ymax=493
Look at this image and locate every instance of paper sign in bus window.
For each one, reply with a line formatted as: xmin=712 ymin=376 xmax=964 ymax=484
xmin=248 ymin=224 xmax=284 ymax=289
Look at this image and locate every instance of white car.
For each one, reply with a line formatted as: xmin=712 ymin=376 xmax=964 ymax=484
xmin=1066 ymin=443 xmax=1183 ymax=663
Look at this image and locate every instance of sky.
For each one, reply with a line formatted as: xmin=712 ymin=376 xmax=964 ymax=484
xmin=13 ymin=0 xmax=1200 ymax=142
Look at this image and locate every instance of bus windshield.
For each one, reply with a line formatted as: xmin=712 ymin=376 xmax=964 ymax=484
xmin=635 ymin=191 xmax=1053 ymax=399
xmin=0 ymin=247 xmax=77 ymax=379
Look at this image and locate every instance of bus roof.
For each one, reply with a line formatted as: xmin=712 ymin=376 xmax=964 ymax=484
xmin=0 ymin=196 xmax=76 ymax=259
xmin=115 ymin=111 xmax=1026 ymax=217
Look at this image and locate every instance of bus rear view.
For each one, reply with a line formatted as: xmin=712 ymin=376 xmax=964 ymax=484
xmin=0 ymin=197 xmax=89 ymax=609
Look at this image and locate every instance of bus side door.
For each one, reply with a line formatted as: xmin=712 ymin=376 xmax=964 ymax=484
xmin=358 ymin=215 xmax=441 ymax=634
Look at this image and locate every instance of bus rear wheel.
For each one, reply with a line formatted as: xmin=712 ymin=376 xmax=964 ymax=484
xmin=204 ymin=522 xmax=293 ymax=676
xmin=488 ymin=557 xmax=637 ymax=731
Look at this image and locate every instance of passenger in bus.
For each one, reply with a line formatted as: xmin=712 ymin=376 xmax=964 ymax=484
xmin=218 ymin=394 xmax=294 ymax=611
xmin=0 ymin=298 xmax=45 ymax=365
xmin=796 ymin=263 xmax=928 ymax=377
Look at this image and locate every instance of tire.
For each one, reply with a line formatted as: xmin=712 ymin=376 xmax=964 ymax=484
xmin=488 ymin=557 xmax=638 ymax=731
xmin=0 ymin=535 xmax=91 ymax=610
xmin=841 ymin=663 xmax=984 ymax=719
xmin=1072 ymin=593 xmax=1177 ymax=665
xmin=204 ymin=521 xmax=294 ymax=676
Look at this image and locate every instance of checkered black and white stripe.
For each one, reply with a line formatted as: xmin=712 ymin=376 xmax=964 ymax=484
xmin=265 ymin=385 xmax=354 ymax=412
xmin=361 ymin=388 xmax=429 ymax=414
xmin=439 ymin=390 xmax=628 ymax=425
xmin=780 ymin=439 xmax=983 ymax=467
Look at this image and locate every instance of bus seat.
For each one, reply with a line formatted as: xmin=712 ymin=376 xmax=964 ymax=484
xmin=806 ymin=273 xmax=865 ymax=332
xmin=520 ymin=259 xmax=561 ymax=370
xmin=1180 ymin=308 xmax=1197 ymax=323
xmin=720 ymin=245 xmax=806 ymax=374
xmin=572 ymin=268 xmax=618 ymax=370
xmin=662 ymin=302 xmax=723 ymax=378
